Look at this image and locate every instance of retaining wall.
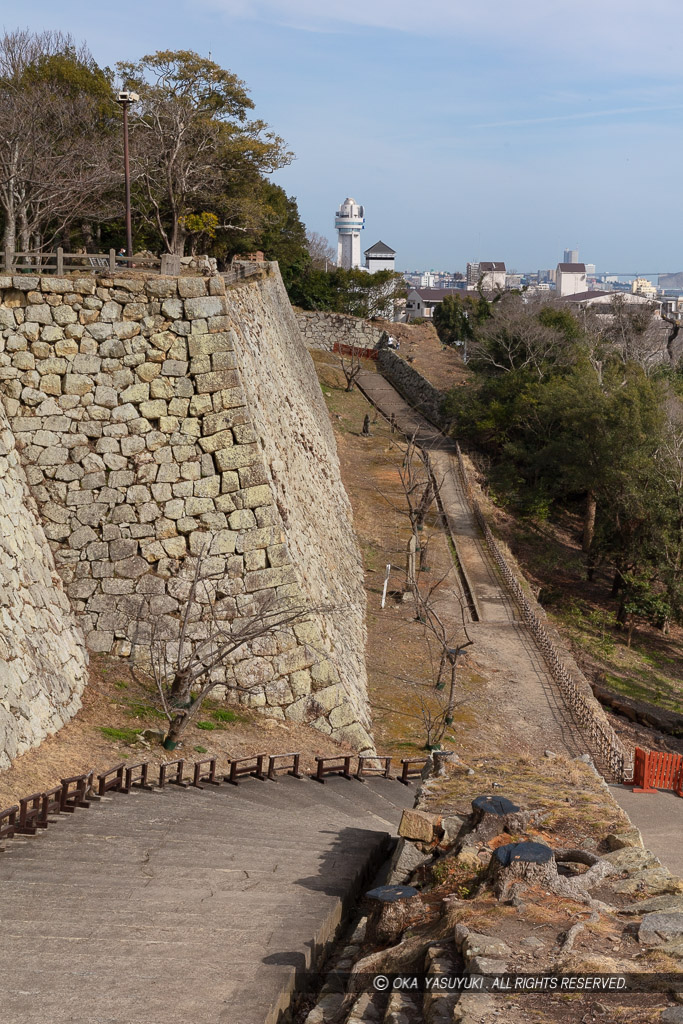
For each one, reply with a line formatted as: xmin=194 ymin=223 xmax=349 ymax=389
xmin=377 ymin=348 xmax=450 ymax=429
xmin=0 ymin=401 xmax=88 ymax=769
xmin=294 ymin=310 xmax=386 ymax=352
xmin=0 ymin=265 xmax=372 ymax=754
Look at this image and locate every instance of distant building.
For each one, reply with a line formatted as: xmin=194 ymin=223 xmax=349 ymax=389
xmin=467 ymin=261 xmax=506 ymax=290
xmin=585 ymin=263 xmax=596 ymax=278
xmin=556 ymin=262 xmax=587 ymax=297
xmin=335 ymin=197 xmax=365 ymax=269
xmin=559 ymin=289 xmax=657 ymax=311
xmin=364 ymin=240 xmax=396 ymax=274
xmin=405 ymin=287 xmax=454 ymax=320
xmin=564 ymin=248 xmax=579 ymax=265
xmin=479 ymin=262 xmax=507 ymax=291
xmin=466 ymin=262 xmax=480 ymax=288
xmin=632 ymin=277 xmax=657 ymax=300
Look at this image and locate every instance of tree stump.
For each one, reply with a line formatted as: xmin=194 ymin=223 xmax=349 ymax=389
xmin=463 ymin=795 xmax=545 ymax=849
xmin=488 ymin=841 xmax=558 ymax=899
xmin=364 ymin=884 xmax=424 ymax=945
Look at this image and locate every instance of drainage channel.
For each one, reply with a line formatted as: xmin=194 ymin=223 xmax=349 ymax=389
xmin=356 ymin=376 xmax=479 ymax=625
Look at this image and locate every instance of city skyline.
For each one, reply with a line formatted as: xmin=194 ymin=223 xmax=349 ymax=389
xmin=14 ymin=0 xmax=683 ymax=269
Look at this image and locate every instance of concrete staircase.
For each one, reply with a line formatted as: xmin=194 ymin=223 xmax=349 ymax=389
xmin=0 ymin=772 xmax=413 ymax=1024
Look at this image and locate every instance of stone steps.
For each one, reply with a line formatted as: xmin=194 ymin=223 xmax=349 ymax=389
xmin=0 ymin=773 xmax=414 ymax=1024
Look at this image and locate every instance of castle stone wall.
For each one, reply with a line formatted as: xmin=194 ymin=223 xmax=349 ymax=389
xmin=294 ymin=310 xmax=385 ymax=351
xmin=0 ymin=401 xmax=88 ymax=769
xmin=0 ymin=265 xmax=372 ymax=753
xmin=377 ymin=348 xmax=450 ymax=429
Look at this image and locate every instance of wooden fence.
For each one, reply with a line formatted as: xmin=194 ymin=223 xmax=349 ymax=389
xmin=1 ymin=248 xmax=161 ymax=275
xmin=0 ymin=752 xmax=418 ymax=851
xmin=632 ymin=746 xmax=683 ymax=795
xmin=454 ymin=443 xmax=633 ymax=783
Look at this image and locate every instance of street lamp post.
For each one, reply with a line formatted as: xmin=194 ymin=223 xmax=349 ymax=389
xmin=116 ymin=91 xmax=139 ymax=260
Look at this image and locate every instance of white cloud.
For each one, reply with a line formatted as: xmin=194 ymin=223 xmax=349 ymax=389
xmin=208 ymin=0 xmax=683 ymax=74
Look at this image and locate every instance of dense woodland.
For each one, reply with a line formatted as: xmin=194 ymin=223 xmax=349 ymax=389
xmin=0 ymin=29 xmax=404 ymax=316
xmin=437 ymin=291 xmax=683 ymax=635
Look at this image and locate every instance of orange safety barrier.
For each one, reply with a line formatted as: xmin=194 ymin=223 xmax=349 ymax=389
xmin=632 ymin=746 xmax=683 ymax=796
xmin=332 ymin=342 xmax=379 ymax=360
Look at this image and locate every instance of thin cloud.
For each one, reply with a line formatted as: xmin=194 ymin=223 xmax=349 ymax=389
xmin=472 ymin=104 xmax=683 ymax=129
xmin=209 ymin=0 xmax=683 ymax=74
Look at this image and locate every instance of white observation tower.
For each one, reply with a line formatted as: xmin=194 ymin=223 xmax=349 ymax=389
xmin=335 ymin=197 xmax=365 ymax=269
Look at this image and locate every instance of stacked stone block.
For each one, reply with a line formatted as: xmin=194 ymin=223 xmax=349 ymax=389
xmin=294 ymin=310 xmax=385 ymax=351
xmin=0 ymin=266 xmax=373 ymax=753
xmin=377 ymin=347 xmax=450 ymax=429
xmin=0 ymin=400 xmax=88 ymax=769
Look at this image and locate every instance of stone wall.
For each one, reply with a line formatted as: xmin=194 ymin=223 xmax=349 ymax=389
xmin=0 ymin=265 xmax=373 ymax=752
xmin=378 ymin=348 xmax=450 ymax=429
xmin=0 ymin=401 xmax=88 ymax=769
xmin=294 ymin=310 xmax=385 ymax=351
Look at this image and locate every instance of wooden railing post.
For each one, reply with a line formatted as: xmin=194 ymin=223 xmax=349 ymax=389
xmin=109 ymin=249 xmax=116 ymax=273
xmin=56 ymin=247 xmax=63 ymax=276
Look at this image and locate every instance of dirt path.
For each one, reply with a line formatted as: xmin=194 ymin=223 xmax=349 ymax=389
xmin=357 ymin=370 xmax=586 ymax=759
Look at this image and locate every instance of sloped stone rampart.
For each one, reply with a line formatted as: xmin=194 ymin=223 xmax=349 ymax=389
xmin=0 ymin=265 xmax=372 ymax=752
xmin=294 ymin=310 xmax=385 ymax=351
xmin=0 ymin=401 xmax=88 ymax=769
xmin=377 ymin=347 xmax=450 ymax=429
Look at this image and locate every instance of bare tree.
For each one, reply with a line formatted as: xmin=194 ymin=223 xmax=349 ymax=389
xmin=468 ymin=296 xmax=563 ymax=379
xmin=338 ymin=344 xmax=364 ymax=392
xmin=397 ymin=435 xmax=435 ymax=534
xmin=0 ymin=29 xmax=119 ymax=257
xmin=131 ymin=546 xmax=311 ymax=746
xmin=306 ymin=230 xmax=336 ymax=270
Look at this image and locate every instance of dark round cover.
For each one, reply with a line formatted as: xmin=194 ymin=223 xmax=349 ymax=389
xmin=494 ymin=841 xmax=553 ymax=866
xmin=472 ymin=795 xmax=521 ymax=816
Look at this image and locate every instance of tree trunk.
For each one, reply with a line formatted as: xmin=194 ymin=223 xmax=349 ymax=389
xmin=18 ymin=206 xmax=30 ymax=264
xmin=364 ymin=888 xmax=425 ymax=945
xmin=445 ymin=662 xmax=456 ymax=724
xmin=611 ymin=569 xmax=623 ymax=598
xmin=2 ymin=208 xmax=16 ymax=258
xmin=166 ymin=712 xmax=189 ymax=745
xmin=81 ymin=221 xmax=94 ymax=252
xmin=582 ymin=491 xmax=597 ymax=552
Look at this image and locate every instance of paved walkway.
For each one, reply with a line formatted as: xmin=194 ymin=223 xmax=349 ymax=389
xmin=358 ymin=371 xmax=683 ymax=878
xmin=0 ymin=775 xmax=412 ymax=1024
xmin=609 ymin=784 xmax=683 ymax=878
xmin=358 ymin=371 xmax=585 ymax=759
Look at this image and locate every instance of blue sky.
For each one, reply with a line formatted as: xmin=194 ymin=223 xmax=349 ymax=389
xmin=10 ymin=0 xmax=683 ymax=271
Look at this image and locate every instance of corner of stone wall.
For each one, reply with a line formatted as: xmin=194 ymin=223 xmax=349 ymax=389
xmin=0 ymin=268 xmax=373 ymax=755
xmin=0 ymin=398 xmax=88 ymax=768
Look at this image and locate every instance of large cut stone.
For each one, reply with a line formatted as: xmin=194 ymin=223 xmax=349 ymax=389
xmin=184 ymin=295 xmax=228 ymax=319
xmin=398 ymin=809 xmax=438 ymax=842
xmin=638 ymin=913 xmax=683 ymax=947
